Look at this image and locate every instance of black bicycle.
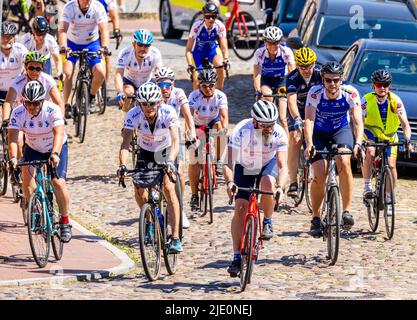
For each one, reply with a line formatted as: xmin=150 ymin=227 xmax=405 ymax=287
xmin=68 ymin=49 xmax=110 ymax=143
xmin=362 ymin=140 xmax=408 ymax=240
xmin=119 ymin=161 xmax=183 ymax=281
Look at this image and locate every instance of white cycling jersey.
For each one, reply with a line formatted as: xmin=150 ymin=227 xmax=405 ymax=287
xmin=124 ymin=103 xmax=179 ymax=152
xmin=165 ymin=87 xmax=189 ymax=116
xmin=12 ymin=72 xmax=56 ymax=104
xmin=9 ymin=100 xmax=67 ymax=153
xmin=188 ymin=89 xmax=228 ymax=126
xmin=62 ymin=0 xmax=108 ymax=45
xmin=117 ymin=46 xmax=163 ymax=88
xmin=228 ymin=118 xmax=288 ymax=169
xmin=20 ymin=33 xmax=59 ymax=60
xmin=0 ymin=43 xmax=28 ymax=92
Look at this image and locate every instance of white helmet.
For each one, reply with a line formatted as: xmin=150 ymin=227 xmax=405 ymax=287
xmin=154 ymin=67 xmax=175 ymax=82
xmin=136 ymin=82 xmax=162 ymax=103
xmin=22 ymin=80 xmax=46 ymax=102
xmin=263 ymin=26 xmax=283 ymax=42
xmin=251 ymin=100 xmax=278 ymax=123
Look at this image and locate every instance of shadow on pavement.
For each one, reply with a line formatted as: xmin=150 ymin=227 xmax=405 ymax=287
xmin=109 ymin=218 xmax=139 ymax=227
xmin=1 ymin=254 xmax=34 ymax=266
xmin=66 ymin=174 xmax=117 ymax=184
xmin=137 ymin=280 xmax=235 ymax=294
xmin=198 ymin=259 xmax=229 ymax=269
xmin=0 ymin=220 xmax=26 ymax=235
xmin=72 ymin=234 xmax=102 ymax=242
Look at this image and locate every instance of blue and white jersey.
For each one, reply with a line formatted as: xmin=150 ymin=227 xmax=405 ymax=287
xmin=166 ymin=87 xmax=189 ymax=117
xmin=189 ymin=19 xmax=227 ymax=53
xmin=306 ymin=84 xmax=361 ymax=132
xmin=253 ymin=45 xmax=295 ymax=79
xmin=21 ymin=32 xmax=59 ymax=60
xmin=96 ymin=0 xmax=117 ymax=14
xmin=188 ymin=89 xmax=228 ymax=126
xmin=0 ymin=43 xmax=28 ymax=92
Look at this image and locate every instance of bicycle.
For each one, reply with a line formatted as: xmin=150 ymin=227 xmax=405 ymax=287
xmin=15 ymin=159 xmax=64 ymax=268
xmin=188 ymin=57 xmax=230 ymax=87
xmin=362 ymin=140 xmax=408 ymax=240
xmin=228 ymin=185 xmax=280 ymax=292
xmin=119 ymin=161 xmax=183 ymax=281
xmin=312 ymin=145 xmax=352 ymax=266
xmin=68 ymin=49 xmax=111 ymax=143
xmin=190 ymin=0 xmax=260 ymax=61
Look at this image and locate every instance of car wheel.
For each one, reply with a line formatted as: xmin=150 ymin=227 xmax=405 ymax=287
xmin=160 ymin=0 xmax=183 ymax=39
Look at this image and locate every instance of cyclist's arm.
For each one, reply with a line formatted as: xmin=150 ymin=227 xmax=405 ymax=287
xmin=50 ymin=87 xmax=65 ymax=116
xmin=8 ymin=128 xmax=19 ymax=161
xmin=185 ymin=38 xmax=195 ymax=66
xmin=51 ymin=124 xmax=65 ymax=156
xmin=32 ymin=0 xmax=45 ymax=16
xmin=119 ymin=128 xmax=133 ymax=166
xmin=218 ymin=35 xmax=229 ymax=61
xmin=304 ymin=105 xmax=316 ymax=149
xmin=222 ymin=145 xmax=237 ymax=184
xmin=108 ymin=8 xmax=120 ymax=32
xmin=287 ymin=63 xmax=296 ymax=73
xmin=58 ymin=21 xmax=70 ymax=49
xmin=287 ymin=92 xmax=300 ymax=119
xmin=98 ymin=21 xmax=110 ymax=48
xmin=253 ymin=64 xmax=262 ymax=91
xmin=279 ymin=102 xmax=288 ymax=135
xmin=219 ymin=107 xmax=228 ymax=130
xmin=52 ymin=51 xmax=63 ymax=77
xmin=181 ymin=102 xmax=197 ymax=140
xmin=397 ymin=104 xmax=411 ymax=141
xmin=168 ymin=125 xmax=179 ymax=163
xmin=276 ymin=149 xmax=288 ymax=191
xmin=350 ymin=101 xmax=363 ymax=146
xmin=114 ymin=67 xmax=124 ymax=95
xmin=2 ymin=88 xmax=17 ymax=121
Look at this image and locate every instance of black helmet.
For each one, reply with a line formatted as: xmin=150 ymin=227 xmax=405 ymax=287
xmin=320 ymin=61 xmax=344 ymax=76
xmin=33 ymin=16 xmax=49 ymax=34
xmin=202 ymin=2 xmax=219 ymax=15
xmin=371 ymin=69 xmax=392 ymax=84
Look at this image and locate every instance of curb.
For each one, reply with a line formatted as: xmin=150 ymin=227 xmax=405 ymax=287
xmin=120 ymin=12 xmax=158 ymax=20
xmin=0 ymin=219 xmax=135 ymax=287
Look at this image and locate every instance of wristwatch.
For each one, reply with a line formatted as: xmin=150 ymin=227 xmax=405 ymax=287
xmin=52 ymin=151 xmax=60 ymax=157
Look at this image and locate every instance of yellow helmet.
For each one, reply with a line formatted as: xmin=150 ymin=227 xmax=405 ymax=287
xmin=294 ymin=47 xmax=317 ymax=65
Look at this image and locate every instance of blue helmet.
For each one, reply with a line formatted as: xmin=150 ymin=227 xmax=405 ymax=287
xmin=133 ymin=29 xmax=153 ymax=45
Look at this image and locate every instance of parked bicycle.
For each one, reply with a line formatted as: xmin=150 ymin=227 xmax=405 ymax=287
xmin=362 ymin=140 xmax=409 ymax=240
xmin=15 ymin=159 xmax=64 ymax=268
xmin=119 ymin=161 xmax=183 ymax=281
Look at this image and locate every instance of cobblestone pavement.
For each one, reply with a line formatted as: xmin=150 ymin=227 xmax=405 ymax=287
xmin=0 ymin=38 xmax=416 ymax=300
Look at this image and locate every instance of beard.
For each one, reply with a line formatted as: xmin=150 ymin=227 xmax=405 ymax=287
xmin=262 ymin=131 xmax=273 ymax=145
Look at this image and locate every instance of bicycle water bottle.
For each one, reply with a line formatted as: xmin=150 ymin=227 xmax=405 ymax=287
xmin=329 ymin=162 xmax=337 ymax=186
xmin=156 ymin=206 xmax=163 ymax=229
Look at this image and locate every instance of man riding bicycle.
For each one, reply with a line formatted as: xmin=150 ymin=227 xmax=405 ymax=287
xmin=115 ymin=29 xmax=162 ymax=112
xmin=253 ymin=26 xmax=295 ymax=136
xmin=118 ymin=82 xmax=183 ymax=253
xmin=186 ymin=2 xmax=230 ymax=90
xmin=188 ymin=68 xmax=229 ymax=211
xmin=361 ymin=69 xmax=412 ymax=199
xmin=286 ymin=47 xmax=322 ymax=197
xmin=59 ymin=0 xmax=109 ymax=116
xmin=304 ymin=61 xmax=364 ymax=237
xmin=222 ymin=100 xmax=288 ymax=277
xmin=8 ymin=81 xmax=72 ymax=243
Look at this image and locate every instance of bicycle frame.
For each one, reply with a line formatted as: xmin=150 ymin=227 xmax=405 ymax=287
xmin=241 ymin=192 xmax=263 ymax=258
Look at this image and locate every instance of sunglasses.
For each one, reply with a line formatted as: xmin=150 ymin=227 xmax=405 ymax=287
xmin=324 ymin=77 xmax=341 ymax=84
xmin=34 ymin=32 xmax=47 ymax=37
xmin=201 ymin=83 xmax=215 ymax=89
xmin=157 ymin=81 xmax=172 ymax=89
xmin=258 ymin=121 xmax=275 ymax=129
xmin=27 ymin=66 xmax=43 ymax=72
xmin=299 ymin=64 xmax=314 ymax=71
xmin=265 ymin=40 xmax=279 ymax=45
xmin=373 ymin=82 xmax=390 ymax=88
xmin=136 ymin=43 xmax=151 ymax=48
xmin=204 ymin=15 xmax=218 ymax=20
xmin=140 ymin=102 xmax=158 ymax=108
xmin=24 ymin=100 xmax=42 ymax=107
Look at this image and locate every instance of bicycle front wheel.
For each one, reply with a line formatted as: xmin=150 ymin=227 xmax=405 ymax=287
xmin=51 ymin=199 xmax=64 ymax=261
xmin=305 ymin=164 xmax=313 ymax=212
xmin=0 ymin=160 xmax=7 ymax=196
xmin=229 ymin=11 xmax=260 ymax=61
xmin=139 ymin=203 xmax=162 ymax=281
xmin=27 ymin=192 xmax=51 ymax=268
xmin=366 ymin=196 xmax=379 ymax=232
xmin=207 ymin=155 xmax=214 ymax=224
xmin=77 ymin=82 xmax=89 ymax=143
xmin=97 ymin=80 xmax=107 ymax=115
xmin=382 ymin=168 xmax=395 ymax=239
xmin=326 ymin=187 xmax=341 ymax=266
xmin=163 ymin=199 xmax=178 ymax=275
xmin=294 ymin=154 xmax=306 ymax=207
xmin=240 ymin=215 xmax=254 ymax=292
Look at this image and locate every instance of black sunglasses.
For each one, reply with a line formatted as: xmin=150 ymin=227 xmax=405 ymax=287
xmin=140 ymin=102 xmax=158 ymax=108
xmin=27 ymin=66 xmax=43 ymax=72
xmin=204 ymin=15 xmax=218 ymax=20
xmin=136 ymin=43 xmax=151 ymax=48
xmin=324 ymin=77 xmax=341 ymax=84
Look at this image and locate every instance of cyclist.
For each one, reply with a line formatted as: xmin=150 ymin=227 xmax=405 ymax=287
xmin=115 ymin=29 xmax=162 ymax=112
xmin=59 ymin=0 xmax=109 ymax=116
xmin=8 ymin=80 xmax=72 ymax=243
xmin=361 ymin=69 xmax=412 ymax=199
xmin=209 ymin=0 xmax=235 ymax=14
xmin=285 ymin=47 xmax=322 ymax=197
xmin=21 ymin=16 xmax=63 ymax=78
xmin=223 ymin=100 xmax=288 ymax=277
xmin=186 ymin=2 xmax=230 ymax=90
xmin=0 ymin=21 xmax=28 ymax=123
xmin=118 ymin=82 xmax=183 ymax=253
xmin=97 ymin=0 xmax=122 ymax=82
xmin=304 ymin=61 xmax=364 ymax=237
xmin=253 ymin=26 xmax=295 ymax=136
xmin=188 ymin=69 xmax=228 ymax=211
xmin=154 ymin=67 xmax=197 ymax=229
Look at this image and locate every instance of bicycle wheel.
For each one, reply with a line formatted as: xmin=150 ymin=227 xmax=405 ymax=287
xmin=97 ymin=80 xmax=107 ymax=115
xmin=305 ymin=164 xmax=313 ymax=212
xmin=240 ymin=215 xmax=254 ymax=292
xmin=326 ymin=186 xmax=341 ymax=266
xmin=229 ymin=11 xmax=260 ymax=61
xmin=20 ymin=196 xmax=28 ymax=226
xmin=366 ymin=196 xmax=379 ymax=232
xmin=133 ymin=0 xmax=141 ymax=11
xmin=293 ymin=154 xmax=305 ymax=207
xmin=77 ymin=82 xmax=89 ymax=143
xmin=382 ymin=168 xmax=395 ymax=239
xmin=207 ymin=155 xmax=214 ymax=224
xmin=174 ymin=172 xmax=183 ymax=241
xmin=0 ymin=160 xmax=7 ymax=196
xmin=138 ymin=203 xmax=162 ymax=281
xmin=12 ymin=183 xmax=20 ymax=203
xmin=163 ymin=199 xmax=178 ymax=275
xmin=51 ymin=198 xmax=64 ymax=261
xmin=27 ymin=192 xmax=51 ymax=268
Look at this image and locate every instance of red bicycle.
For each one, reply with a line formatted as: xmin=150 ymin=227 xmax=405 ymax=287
xmin=229 ymin=186 xmax=279 ymax=291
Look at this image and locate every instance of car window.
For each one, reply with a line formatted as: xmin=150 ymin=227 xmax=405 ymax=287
xmin=299 ymin=2 xmax=316 ymax=38
xmin=302 ymin=9 xmax=317 ymax=46
xmin=282 ymin=0 xmax=306 ymax=23
xmin=315 ymin=16 xmax=417 ymax=49
xmin=354 ymin=50 xmax=417 ymax=88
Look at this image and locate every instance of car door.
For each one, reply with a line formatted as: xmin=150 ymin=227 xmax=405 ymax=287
xmin=170 ymin=0 xmax=206 ymax=31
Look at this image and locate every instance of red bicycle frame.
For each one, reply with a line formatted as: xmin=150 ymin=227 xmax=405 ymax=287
xmin=224 ymin=0 xmax=250 ymax=36
xmin=198 ymin=125 xmax=218 ymax=195
xmin=240 ymin=192 xmax=263 ymax=260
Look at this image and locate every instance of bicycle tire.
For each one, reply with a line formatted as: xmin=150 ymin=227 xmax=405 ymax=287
xmin=133 ymin=0 xmax=141 ymax=12
xmin=0 ymin=160 xmax=7 ymax=196
xmin=97 ymin=80 xmax=107 ymax=115
xmin=383 ymin=167 xmax=395 ymax=240
xmin=51 ymin=199 xmax=64 ymax=261
xmin=305 ymin=164 xmax=313 ymax=212
xmin=163 ymin=199 xmax=178 ymax=275
xmin=327 ymin=187 xmax=341 ymax=266
xmin=139 ymin=203 xmax=162 ymax=281
xmin=175 ymin=172 xmax=183 ymax=241
xmin=366 ymin=196 xmax=379 ymax=232
xmin=78 ymin=82 xmax=88 ymax=143
xmin=207 ymin=154 xmax=214 ymax=224
xmin=12 ymin=183 xmax=20 ymax=203
xmin=240 ymin=215 xmax=254 ymax=292
xmin=27 ymin=192 xmax=51 ymax=268
xmin=229 ymin=11 xmax=259 ymax=61
xmin=293 ymin=154 xmax=305 ymax=207
xmin=20 ymin=196 xmax=28 ymax=226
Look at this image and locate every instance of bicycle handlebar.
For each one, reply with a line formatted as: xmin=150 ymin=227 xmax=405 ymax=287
xmin=16 ymin=159 xmax=59 ymax=178
xmin=363 ymin=140 xmax=411 ymax=159
xmin=118 ymin=163 xmax=176 ymax=188
xmin=228 ymin=185 xmax=277 ymax=205
xmin=69 ymin=49 xmax=112 ymax=59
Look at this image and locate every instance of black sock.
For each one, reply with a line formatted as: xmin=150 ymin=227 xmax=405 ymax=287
xmin=89 ymin=93 xmax=95 ymax=102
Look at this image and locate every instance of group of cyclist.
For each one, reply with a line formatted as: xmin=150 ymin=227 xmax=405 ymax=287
xmin=0 ymin=0 xmax=413 ymax=277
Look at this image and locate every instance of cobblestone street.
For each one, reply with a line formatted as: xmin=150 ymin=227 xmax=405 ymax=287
xmin=0 ymin=37 xmax=416 ymax=300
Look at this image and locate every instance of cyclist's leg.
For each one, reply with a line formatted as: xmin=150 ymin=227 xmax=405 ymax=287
xmin=259 ymin=158 xmax=278 ymax=220
xmin=211 ymin=48 xmax=224 ymax=89
xmin=287 ymin=115 xmax=302 ymax=194
xmin=277 ymin=82 xmax=288 ymax=135
xmin=64 ymin=40 xmax=78 ymax=105
xmin=88 ymin=41 xmax=105 ymax=98
xmin=191 ymin=52 xmax=203 ymax=91
xmin=121 ymin=79 xmax=137 ymax=112
xmin=163 ymin=173 xmax=181 ymax=239
xmin=20 ymin=145 xmax=43 ymax=201
xmin=260 ymin=78 xmax=274 ymax=102
xmin=362 ymin=129 xmax=376 ymax=195
xmin=51 ymin=142 xmax=70 ymax=218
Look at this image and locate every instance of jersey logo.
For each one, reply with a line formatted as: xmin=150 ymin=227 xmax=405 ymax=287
xmin=29 ymin=121 xmax=34 ymax=128
xmin=10 ymin=58 xmax=15 ymax=63
xmin=11 ymin=118 xmax=17 ymax=125
xmin=38 ymin=121 xmax=43 ymax=128
xmin=310 ymin=93 xmax=317 ymax=99
xmin=44 ymin=120 xmax=50 ymax=128
xmin=351 ymin=92 xmax=357 ymax=99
